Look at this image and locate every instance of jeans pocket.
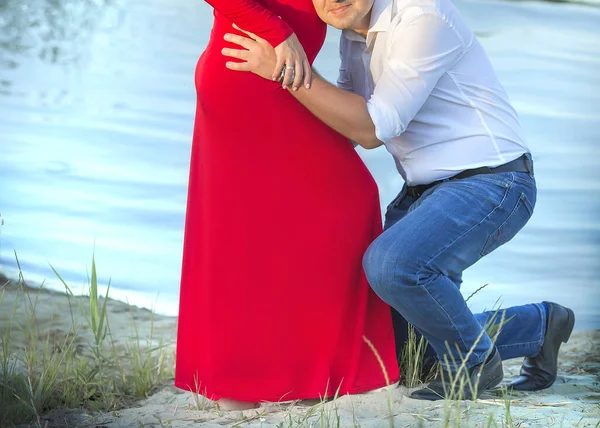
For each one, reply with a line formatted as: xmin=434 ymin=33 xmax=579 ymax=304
xmin=481 ymin=192 xmax=534 ymax=256
xmin=513 ymin=171 xmax=537 ymax=188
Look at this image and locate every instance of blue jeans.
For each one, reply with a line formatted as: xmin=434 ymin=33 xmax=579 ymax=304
xmin=363 ymin=169 xmax=546 ymax=371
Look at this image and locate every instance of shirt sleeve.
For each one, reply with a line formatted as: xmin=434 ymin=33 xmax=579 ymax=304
xmin=205 ymin=0 xmax=294 ymax=47
xmin=366 ymin=13 xmax=466 ymax=142
xmin=337 ymin=36 xmax=354 ymax=92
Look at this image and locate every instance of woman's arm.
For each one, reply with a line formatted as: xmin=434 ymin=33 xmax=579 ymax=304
xmin=206 ymin=0 xmax=292 ymax=48
xmin=207 ymin=0 xmax=311 ymax=89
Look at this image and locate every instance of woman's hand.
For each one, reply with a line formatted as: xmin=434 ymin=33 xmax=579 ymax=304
xmin=224 ymin=24 xmax=311 ymax=90
xmin=272 ymin=33 xmax=312 ymax=90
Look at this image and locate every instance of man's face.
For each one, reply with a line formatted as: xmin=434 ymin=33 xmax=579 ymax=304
xmin=312 ymin=0 xmax=374 ymax=31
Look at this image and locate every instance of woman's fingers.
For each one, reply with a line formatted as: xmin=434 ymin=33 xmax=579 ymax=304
xmin=292 ymin=59 xmax=303 ymax=91
xmin=282 ymin=56 xmax=294 ymax=87
xmin=225 ymin=61 xmax=251 ymax=71
xmin=221 ymin=48 xmax=249 ymax=60
xmin=223 ymin=33 xmax=255 ymax=50
xmin=232 ymin=23 xmax=260 ymax=42
xmin=303 ymin=60 xmax=312 ymax=89
xmin=273 ymin=57 xmax=284 ymax=81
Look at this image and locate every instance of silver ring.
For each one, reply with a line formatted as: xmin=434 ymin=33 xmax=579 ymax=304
xmin=278 ymin=65 xmax=296 ymax=84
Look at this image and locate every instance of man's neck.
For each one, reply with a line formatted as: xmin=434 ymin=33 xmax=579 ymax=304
xmin=351 ymin=10 xmax=372 ymax=38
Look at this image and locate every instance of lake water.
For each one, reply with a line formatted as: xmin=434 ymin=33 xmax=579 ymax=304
xmin=1 ymin=0 xmax=599 ymax=331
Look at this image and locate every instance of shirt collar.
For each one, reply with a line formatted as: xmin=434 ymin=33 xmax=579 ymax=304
xmin=369 ymin=0 xmax=393 ymax=34
xmin=342 ymin=0 xmax=392 ymax=43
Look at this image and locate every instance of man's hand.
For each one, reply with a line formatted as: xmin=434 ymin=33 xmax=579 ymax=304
xmin=223 ymin=25 xmax=311 ymax=90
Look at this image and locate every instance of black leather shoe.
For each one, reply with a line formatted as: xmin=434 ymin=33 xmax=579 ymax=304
xmin=410 ymin=347 xmax=503 ymax=401
xmin=508 ymin=301 xmax=575 ymax=391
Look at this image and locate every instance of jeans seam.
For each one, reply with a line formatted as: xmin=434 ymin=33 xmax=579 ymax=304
xmin=512 ymin=173 xmax=536 ymax=188
xmin=470 ymin=174 xmax=512 ymax=188
xmin=416 ymin=280 xmax=475 ymax=366
xmin=497 ymin=340 xmax=543 ymax=349
xmin=520 ymin=192 xmax=534 ymax=217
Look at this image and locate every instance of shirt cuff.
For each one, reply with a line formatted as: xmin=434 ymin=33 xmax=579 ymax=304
xmin=366 ymin=94 xmax=406 ymax=143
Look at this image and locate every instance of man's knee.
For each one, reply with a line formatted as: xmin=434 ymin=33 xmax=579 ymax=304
xmin=362 ymin=232 xmax=420 ymax=300
xmin=362 ymin=240 xmax=382 ymax=291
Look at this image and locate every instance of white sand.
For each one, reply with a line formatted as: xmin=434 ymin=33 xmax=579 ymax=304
xmin=2 ymin=278 xmax=599 ymax=427
xmin=88 ymin=331 xmax=600 ymax=427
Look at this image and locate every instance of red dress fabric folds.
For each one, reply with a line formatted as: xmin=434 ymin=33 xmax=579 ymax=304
xmin=174 ymin=0 xmax=400 ymax=402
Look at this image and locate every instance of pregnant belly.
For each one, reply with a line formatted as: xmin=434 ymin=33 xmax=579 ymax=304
xmin=195 ymin=44 xmax=287 ymax=113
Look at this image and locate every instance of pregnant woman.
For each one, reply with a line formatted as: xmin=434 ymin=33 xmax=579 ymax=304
xmin=174 ymin=0 xmax=399 ymax=409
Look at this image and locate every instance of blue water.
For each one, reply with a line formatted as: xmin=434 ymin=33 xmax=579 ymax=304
xmin=1 ymin=0 xmax=599 ymax=330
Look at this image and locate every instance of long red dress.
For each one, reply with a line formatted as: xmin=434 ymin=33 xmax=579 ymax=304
xmin=174 ymin=0 xmax=400 ymax=402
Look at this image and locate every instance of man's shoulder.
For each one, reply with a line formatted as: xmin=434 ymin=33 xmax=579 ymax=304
xmin=390 ymin=0 xmax=473 ymax=43
xmin=394 ymin=0 xmax=438 ymax=17
xmin=392 ymin=0 xmax=463 ymax=24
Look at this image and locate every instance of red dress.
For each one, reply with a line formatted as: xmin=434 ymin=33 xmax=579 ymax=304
xmin=174 ymin=0 xmax=400 ymax=402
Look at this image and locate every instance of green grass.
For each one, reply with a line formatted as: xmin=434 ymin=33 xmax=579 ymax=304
xmin=398 ymin=323 xmax=437 ymax=389
xmin=0 ymin=252 xmax=174 ymax=427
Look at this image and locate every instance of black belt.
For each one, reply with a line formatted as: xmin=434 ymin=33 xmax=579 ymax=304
xmin=406 ymin=154 xmax=533 ymax=199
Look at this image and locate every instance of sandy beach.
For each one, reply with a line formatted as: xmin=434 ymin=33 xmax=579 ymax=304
xmin=1 ymin=274 xmax=598 ymax=428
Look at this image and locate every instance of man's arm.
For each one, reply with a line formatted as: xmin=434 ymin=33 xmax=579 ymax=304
xmin=222 ymin=31 xmax=383 ymax=150
xmin=289 ymin=72 xmax=383 ymax=149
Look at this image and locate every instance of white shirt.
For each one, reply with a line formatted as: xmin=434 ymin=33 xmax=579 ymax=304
xmin=338 ymin=0 xmax=530 ymax=186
